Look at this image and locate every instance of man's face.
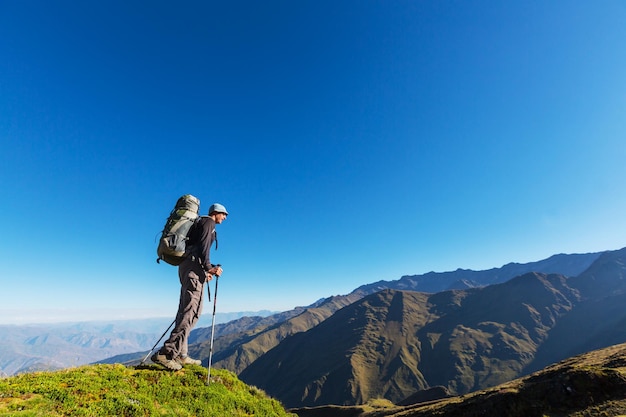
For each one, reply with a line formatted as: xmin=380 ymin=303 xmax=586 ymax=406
xmin=215 ymin=212 xmax=228 ymax=224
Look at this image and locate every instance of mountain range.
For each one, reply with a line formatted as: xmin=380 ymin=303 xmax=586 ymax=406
xmin=6 ymin=341 xmax=626 ymax=416
xmin=7 ymin=247 xmax=625 ymax=410
xmin=99 ymin=247 xmax=626 ymax=409
xmin=235 ymin=247 xmax=626 ymax=408
xmin=184 ymin=251 xmax=600 ymax=375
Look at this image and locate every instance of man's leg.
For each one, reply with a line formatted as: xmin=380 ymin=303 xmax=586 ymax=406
xmin=178 ymin=278 xmax=205 ymax=365
xmin=153 ymin=259 xmax=204 ymax=370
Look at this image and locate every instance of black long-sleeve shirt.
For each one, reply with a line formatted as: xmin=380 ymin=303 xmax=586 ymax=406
xmin=187 ymin=216 xmax=216 ymax=271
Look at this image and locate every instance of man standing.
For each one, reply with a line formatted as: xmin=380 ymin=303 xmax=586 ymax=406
xmin=152 ymin=203 xmax=229 ymax=370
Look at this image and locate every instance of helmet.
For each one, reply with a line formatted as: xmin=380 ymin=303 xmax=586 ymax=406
xmin=209 ymin=203 xmax=228 ymax=216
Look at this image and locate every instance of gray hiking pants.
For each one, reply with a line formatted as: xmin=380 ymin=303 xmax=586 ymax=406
xmin=160 ymin=257 xmax=208 ymax=359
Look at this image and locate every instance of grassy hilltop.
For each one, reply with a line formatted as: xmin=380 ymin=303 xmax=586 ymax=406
xmin=0 ymin=364 xmax=295 ymax=417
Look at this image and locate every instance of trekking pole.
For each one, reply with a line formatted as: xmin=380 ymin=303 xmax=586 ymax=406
xmin=206 ymin=264 xmax=221 ymax=385
xmin=140 ymin=318 xmax=176 ymax=365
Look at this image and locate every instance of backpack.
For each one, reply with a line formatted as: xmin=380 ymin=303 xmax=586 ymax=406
xmin=156 ymin=194 xmax=200 ymax=266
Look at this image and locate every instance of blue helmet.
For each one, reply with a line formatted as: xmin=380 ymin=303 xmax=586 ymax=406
xmin=209 ymin=203 xmax=228 ymax=216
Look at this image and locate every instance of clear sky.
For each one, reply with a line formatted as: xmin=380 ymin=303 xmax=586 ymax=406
xmin=2 ymin=1 xmax=625 ymax=325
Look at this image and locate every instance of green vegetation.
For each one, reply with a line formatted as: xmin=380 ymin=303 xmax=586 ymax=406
xmin=0 ymin=364 xmax=296 ymax=417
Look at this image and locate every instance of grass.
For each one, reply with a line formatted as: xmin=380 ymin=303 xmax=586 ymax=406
xmin=0 ymin=364 xmax=296 ymax=417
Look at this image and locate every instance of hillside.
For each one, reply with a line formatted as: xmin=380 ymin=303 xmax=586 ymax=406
xmin=239 ymin=247 xmax=626 ymax=408
xmin=291 ymin=342 xmax=626 ymax=417
xmin=0 ymin=363 xmax=295 ymax=417
xmin=194 ymin=294 xmax=363 ymax=374
xmin=240 ymin=273 xmax=577 ymax=407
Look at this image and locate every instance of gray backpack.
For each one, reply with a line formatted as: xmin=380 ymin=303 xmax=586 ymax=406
xmin=156 ymin=194 xmax=200 ymax=266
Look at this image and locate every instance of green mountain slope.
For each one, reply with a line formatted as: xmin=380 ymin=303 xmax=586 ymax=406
xmin=291 ymin=342 xmax=626 ymax=417
xmin=240 ymin=271 xmax=581 ymax=407
xmin=0 ymin=364 xmax=295 ymax=417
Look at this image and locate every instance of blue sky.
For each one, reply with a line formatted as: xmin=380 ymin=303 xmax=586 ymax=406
xmin=2 ymin=1 xmax=625 ymax=324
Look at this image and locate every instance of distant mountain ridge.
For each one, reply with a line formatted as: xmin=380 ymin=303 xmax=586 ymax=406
xmin=352 ymin=252 xmax=600 ymax=295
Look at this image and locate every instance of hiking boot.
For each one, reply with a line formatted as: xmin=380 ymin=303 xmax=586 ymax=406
xmin=151 ymin=352 xmax=182 ymax=371
xmin=177 ymin=355 xmax=201 ymax=366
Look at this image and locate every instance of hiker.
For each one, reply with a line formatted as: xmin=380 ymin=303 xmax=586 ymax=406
xmin=152 ymin=203 xmax=229 ymax=371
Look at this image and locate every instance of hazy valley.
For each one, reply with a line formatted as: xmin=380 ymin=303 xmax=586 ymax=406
xmin=0 ymin=311 xmax=275 ymax=377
